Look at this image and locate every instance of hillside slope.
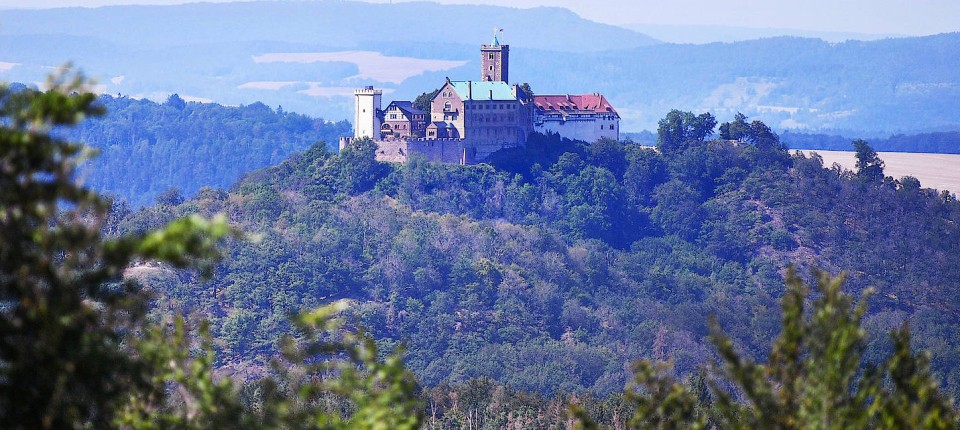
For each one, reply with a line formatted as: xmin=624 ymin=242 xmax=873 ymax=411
xmin=64 ymin=93 xmax=350 ymax=206
xmin=116 ymin=124 xmax=960 ymax=396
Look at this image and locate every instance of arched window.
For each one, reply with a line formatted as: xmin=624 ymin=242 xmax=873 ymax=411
xmin=444 ymin=102 xmax=451 ymax=110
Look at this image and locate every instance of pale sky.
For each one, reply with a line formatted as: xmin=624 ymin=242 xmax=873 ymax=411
xmin=1 ymin=0 xmax=958 ymax=36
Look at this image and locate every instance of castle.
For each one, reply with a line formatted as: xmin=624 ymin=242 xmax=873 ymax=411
xmin=340 ymin=34 xmax=620 ymax=164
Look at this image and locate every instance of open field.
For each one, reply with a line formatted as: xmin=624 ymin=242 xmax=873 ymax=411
xmin=799 ymin=150 xmax=960 ymax=194
xmin=251 ymin=51 xmax=468 ymax=84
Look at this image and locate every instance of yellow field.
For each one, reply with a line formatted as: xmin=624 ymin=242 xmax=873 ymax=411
xmin=798 ymin=150 xmax=960 ymax=194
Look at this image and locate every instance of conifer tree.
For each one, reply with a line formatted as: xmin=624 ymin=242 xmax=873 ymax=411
xmin=576 ymin=268 xmax=959 ymax=429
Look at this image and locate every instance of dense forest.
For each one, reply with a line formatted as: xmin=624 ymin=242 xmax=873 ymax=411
xmin=110 ymin=110 xmax=960 ymax=402
xmin=58 ymin=92 xmax=351 ymax=206
xmin=3 ymin=79 xmax=958 ymax=427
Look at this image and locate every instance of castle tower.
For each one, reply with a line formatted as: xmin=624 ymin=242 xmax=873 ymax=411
xmin=354 ymin=86 xmax=382 ymax=139
xmin=481 ymin=31 xmax=509 ymax=83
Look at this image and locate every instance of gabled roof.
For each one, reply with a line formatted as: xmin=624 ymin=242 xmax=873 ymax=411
xmin=449 ymin=80 xmax=517 ymax=101
xmin=533 ymin=94 xmax=619 ymax=116
xmin=385 ymin=101 xmax=424 ymax=117
xmin=427 ymin=121 xmax=456 ymax=129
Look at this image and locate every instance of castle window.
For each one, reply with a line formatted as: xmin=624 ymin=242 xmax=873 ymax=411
xmin=489 ymin=66 xmax=494 ymax=71
xmin=488 ymin=53 xmax=495 ymax=59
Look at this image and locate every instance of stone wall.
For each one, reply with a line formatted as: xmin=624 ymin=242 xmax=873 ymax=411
xmin=534 ymin=117 xmax=619 ymax=143
xmin=373 ymin=138 xmax=410 ymax=163
xmin=407 ymin=138 xmax=473 ymax=164
xmin=372 ymin=138 xmax=491 ymax=164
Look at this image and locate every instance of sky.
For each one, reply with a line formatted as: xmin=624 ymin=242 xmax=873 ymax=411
xmin=0 ymin=0 xmax=958 ymax=36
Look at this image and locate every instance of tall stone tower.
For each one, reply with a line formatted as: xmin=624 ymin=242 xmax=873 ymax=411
xmin=354 ymin=86 xmax=382 ymax=139
xmin=481 ymin=32 xmax=509 ymax=83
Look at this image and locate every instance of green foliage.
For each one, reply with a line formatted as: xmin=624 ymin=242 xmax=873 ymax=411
xmin=120 ymin=301 xmax=423 ymax=430
xmin=656 ymin=109 xmax=717 ymax=156
xmin=117 ymin=108 xmax=960 ymax=400
xmin=413 ymin=89 xmax=440 ymax=114
xmin=0 ymin=72 xmax=421 ymax=429
xmin=578 ymin=268 xmax=959 ymax=429
xmin=118 ymin=318 xmax=255 ymax=429
xmin=853 ymin=139 xmax=886 ymax=183
xmin=63 ymin=93 xmax=350 ymax=206
xmin=719 ymin=113 xmax=750 ymax=141
xmin=277 ymin=300 xmax=423 ymax=430
xmin=0 ymin=70 xmax=232 ymax=429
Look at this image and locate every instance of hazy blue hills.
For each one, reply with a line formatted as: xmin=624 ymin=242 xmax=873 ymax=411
xmin=621 ymin=23 xmax=907 ymax=44
xmin=518 ymin=33 xmax=960 ymax=134
xmin=0 ymin=1 xmax=658 ymax=52
xmin=62 ymin=94 xmax=351 ymax=207
xmin=2 ymin=1 xmax=959 ymax=135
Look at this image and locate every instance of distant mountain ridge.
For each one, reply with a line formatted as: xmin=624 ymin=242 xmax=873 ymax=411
xmin=621 ymin=23 xmax=907 ymax=44
xmin=0 ymin=1 xmax=660 ymax=52
xmin=1 ymin=1 xmax=959 ymax=134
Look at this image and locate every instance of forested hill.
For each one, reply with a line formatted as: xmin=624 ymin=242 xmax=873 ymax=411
xmin=115 ymin=112 xmax=960 ymax=398
xmin=62 ymin=93 xmax=350 ymax=207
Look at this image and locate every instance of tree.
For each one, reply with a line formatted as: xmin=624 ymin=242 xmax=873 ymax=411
xmin=576 ymin=268 xmax=959 ymax=429
xmin=120 ymin=301 xmax=424 ymax=430
xmin=853 ymin=139 xmax=885 ymax=183
xmin=0 ymin=72 xmax=422 ymax=429
xmin=519 ymin=82 xmax=534 ymax=97
xmin=413 ymin=88 xmax=440 ymax=114
xmin=656 ymin=110 xmax=717 ymax=156
xmin=719 ymin=112 xmax=750 ymax=141
xmin=0 ymin=70 xmax=232 ymax=429
xmin=326 ymin=137 xmax=390 ymax=195
xmin=155 ymin=187 xmax=185 ymax=206
xmin=165 ymin=93 xmax=186 ymax=110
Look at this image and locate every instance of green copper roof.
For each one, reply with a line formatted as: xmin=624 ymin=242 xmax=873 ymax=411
xmin=450 ymin=81 xmax=516 ymax=101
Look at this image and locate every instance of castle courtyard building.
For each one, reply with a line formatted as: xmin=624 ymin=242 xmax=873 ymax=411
xmin=428 ymin=79 xmax=533 ymax=155
xmin=383 ymin=101 xmax=427 ymax=138
xmin=533 ymin=94 xmax=620 ymax=142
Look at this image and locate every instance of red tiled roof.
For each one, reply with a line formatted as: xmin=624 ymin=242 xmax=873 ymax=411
xmin=533 ymin=94 xmax=618 ymax=115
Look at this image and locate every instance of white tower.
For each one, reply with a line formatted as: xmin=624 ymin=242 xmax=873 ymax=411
xmin=354 ymin=86 xmax=382 ymax=139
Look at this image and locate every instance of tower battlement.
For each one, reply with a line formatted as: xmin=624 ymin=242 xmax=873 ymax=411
xmin=481 ymin=43 xmax=509 ymax=83
xmin=354 ymin=86 xmax=382 ymax=96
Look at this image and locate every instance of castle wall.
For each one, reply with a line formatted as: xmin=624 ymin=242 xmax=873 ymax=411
xmin=373 ymin=138 xmax=490 ymax=165
xmin=406 ymin=139 xmax=472 ymax=164
xmin=373 ymin=138 xmax=409 ymax=163
xmin=461 ymin=98 xmax=532 ymax=158
xmin=535 ymin=117 xmax=619 ymax=143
